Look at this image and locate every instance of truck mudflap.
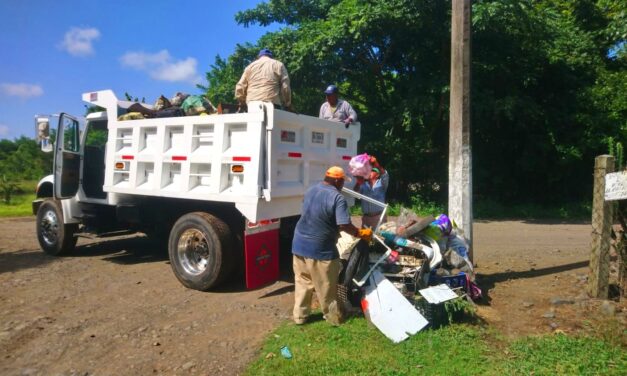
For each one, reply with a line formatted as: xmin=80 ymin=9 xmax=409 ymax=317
xmin=244 ymin=218 xmax=280 ymax=289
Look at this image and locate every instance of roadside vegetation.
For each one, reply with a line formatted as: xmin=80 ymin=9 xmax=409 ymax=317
xmin=204 ymin=0 xmax=627 ymax=216
xmin=0 ymin=137 xmax=51 ymax=216
xmin=245 ymin=318 xmax=625 ymax=376
xmin=0 ymin=180 xmax=37 ymax=217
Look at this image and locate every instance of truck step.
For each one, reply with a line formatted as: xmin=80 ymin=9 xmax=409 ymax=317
xmin=76 ymin=229 xmax=137 ymax=239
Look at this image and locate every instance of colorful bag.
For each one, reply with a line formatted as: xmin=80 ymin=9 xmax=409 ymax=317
xmin=348 ymin=153 xmax=372 ymax=177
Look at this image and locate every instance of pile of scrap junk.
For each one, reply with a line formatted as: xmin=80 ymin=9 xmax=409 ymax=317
xmin=338 ymin=188 xmax=482 ymax=343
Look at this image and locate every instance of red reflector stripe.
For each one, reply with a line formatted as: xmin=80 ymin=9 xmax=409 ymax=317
xmin=288 ymin=152 xmax=302 ymax=158
xmin=122 ymin=155 xmax=134 ymax=160
xmin=233 ymin=156 xmax=251 ymax=162
xmin=172 ymin=156 xmax=187 ymax=161
xmin=342 ymin=155 xmax=351 ymax=160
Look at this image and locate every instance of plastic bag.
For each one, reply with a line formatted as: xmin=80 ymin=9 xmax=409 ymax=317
xmin=117 ymin=112 xmax=145 ymax=121
xmin=181 ymin=95 xmax=216 ymax=115
xmin=396 ymin=207 xmax=418 ymax=229
xmin=153 ymin=95 xmax=172 ymax=111
xmin=170 ymin=92 xmax=189 ymax=107
xmin=446 ymin=234 xmax=474 ymax=274
xmin=348 ymin=153 xmax=371 ymax=177
xmin=423 ymin=214 xmax=453 ymax=239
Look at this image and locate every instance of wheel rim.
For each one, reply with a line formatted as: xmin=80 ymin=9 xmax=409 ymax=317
xmin=40 ymin=209 xmax=59 ymax=246
xmin=177 ymin=228 xmax=210 ymax=275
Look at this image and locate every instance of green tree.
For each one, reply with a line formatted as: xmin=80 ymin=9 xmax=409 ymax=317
xmin=202 ymin=0 xmax=627 ymax=206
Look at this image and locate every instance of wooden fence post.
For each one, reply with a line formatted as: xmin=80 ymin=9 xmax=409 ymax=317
xmin=588 ymin=155 xmax=614 ymax=298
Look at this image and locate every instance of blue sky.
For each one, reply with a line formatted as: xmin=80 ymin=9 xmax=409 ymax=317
xmin=0 ymin=0 xmax=274 ymax=140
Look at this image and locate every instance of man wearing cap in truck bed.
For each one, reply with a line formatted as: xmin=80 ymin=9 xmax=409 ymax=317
xmin=292 ymin=166 xmax=372 ymax=326
xmin=319 ymin=84 xmax=358 ymax=127
xmin=235 ymin=48 xmax=292 ymax=111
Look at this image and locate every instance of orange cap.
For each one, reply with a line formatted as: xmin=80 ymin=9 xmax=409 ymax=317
xmin=325 ymin=166 xmax=351 ymax=181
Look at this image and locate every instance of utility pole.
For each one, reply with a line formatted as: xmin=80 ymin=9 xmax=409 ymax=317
xmin=449 ymin=0 xmax=473 ymax=260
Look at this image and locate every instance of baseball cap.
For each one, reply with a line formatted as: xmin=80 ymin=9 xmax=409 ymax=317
xmin=324 ymin=84 xmax=338 ymax=95
xmin=258 ymin=48 xmax=273 ymax=58
xmin=325 ymin=166 xmax=351 ymax=181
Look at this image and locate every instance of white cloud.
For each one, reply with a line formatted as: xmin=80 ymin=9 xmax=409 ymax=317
xmin=60 ymin=27 xmax=100 ymax=57
xmin=0 ymin=83 xmax=44 ymax=99
xmin=0 ymin=124 xmax=9 ymax=137
xmin=120 ymin=50 xmax=202 ymax=84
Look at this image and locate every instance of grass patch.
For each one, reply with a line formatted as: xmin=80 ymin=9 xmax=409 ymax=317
xmin=0 ymin=192 xmax=35 ymax=217
xmin=349 ymin=196 xmax=445 ymax=218
xmin=501 ymin=334 xmax=626 ymax=375
xmin=0 ymin=180 xmax=38 ymax=217
xmin=246 ymin=319 xmax=494 ymax=376
xmin=246 ymin=317 xmax=625 ymax=375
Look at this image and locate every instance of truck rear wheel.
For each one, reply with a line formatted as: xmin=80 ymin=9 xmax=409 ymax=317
xmin=36 ymin=199 xmax=78 ymax=256
xmin=168 ymin=212 xmax=233 ymax=291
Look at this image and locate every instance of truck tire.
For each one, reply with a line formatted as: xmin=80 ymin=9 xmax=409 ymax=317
xmin=338 ymin=240 xmax=369 ymax=308
xmin=36 ymin=199 xmax=78 ymax=256
xmin=168 ymin=212 xmax=233 ymax=291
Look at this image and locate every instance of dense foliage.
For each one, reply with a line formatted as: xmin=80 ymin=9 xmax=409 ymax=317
xmin=0 ymin=137 xmax=52 ymax=203
xmin=202 ymin=0 xmax=627 ymax=206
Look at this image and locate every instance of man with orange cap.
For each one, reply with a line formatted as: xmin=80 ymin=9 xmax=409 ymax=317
xmin=291 ymin=166 xmax=372 ymax=326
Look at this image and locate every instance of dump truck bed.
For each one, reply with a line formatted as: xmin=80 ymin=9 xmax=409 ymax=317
xmin=83 ymin=90 xmax=360 ymax=222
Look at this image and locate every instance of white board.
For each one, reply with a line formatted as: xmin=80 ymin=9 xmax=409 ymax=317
xmin=419 ymin=284 xmax=458 ymax=304
xmin=362 ymin=270 xmax=428 ymax=343
xmin=605 ymin=171 xmax=627 ymax=201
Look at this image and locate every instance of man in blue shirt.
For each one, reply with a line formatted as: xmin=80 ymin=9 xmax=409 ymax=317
xmin=292 ymin=166 xmax=371 ymax=326
xmin=354 ymin=156 xmax=389 ymax=228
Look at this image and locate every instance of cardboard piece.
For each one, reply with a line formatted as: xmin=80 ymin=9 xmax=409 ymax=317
xmin=419 ymin=284 xmax=458 ymax=304
xmin=362 ymin=269 xmax=428 ymax=343
xmin=605 ymin=171 xmax=627 ymax=201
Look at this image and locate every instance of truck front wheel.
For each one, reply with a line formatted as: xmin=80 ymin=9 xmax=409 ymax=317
xmin=36 ymin=199 xmax=78 ymax=256
xmin=168 ymin=212 xmax=233 ymax=291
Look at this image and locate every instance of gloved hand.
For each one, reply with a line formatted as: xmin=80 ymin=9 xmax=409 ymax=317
xmin=358 ymin=228 xmax=373 ymax=241
xmin=343 ymin=117 xmax=352 ymax=128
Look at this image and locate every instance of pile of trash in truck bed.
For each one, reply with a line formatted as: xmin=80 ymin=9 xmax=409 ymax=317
xmin=340 ymin=204 xmax=482 ymax=343
xmin=117 ymin=92 xmax=239 ymax=121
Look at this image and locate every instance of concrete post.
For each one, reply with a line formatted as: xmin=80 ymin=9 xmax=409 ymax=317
xmin=449 ymin=0 xmax=473 ymax=260
xmin=588 ymin=155 xmax=614 ymax=298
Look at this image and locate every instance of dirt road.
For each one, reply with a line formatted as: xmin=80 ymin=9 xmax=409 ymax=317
xmin=0 ymin=217 xmax=624 ymax=375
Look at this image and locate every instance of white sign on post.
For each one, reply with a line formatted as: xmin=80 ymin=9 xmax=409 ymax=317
xmin=604 ymin=171 xmax=627 ymax=201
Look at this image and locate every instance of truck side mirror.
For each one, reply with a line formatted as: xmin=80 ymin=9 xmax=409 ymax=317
xmin=36 ymin=117 xmax=53 ymax=153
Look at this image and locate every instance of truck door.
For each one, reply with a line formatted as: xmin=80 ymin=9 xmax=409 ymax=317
xmin=54 ymin=113 xmax=81 ymax=199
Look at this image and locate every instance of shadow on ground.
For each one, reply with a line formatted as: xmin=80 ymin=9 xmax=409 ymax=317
xmin=476 ymin=260 xmax=589 ymax=304
xmin=0 ymin=250 xmax=57 ymax=274
xmin=74 ymin=236 xmax=169 ymax=264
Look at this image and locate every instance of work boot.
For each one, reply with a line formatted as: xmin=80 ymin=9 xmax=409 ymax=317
xmin=324 ymin=301 xmax=342 ymax=326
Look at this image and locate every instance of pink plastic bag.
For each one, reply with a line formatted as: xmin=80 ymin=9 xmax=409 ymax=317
xmin=348 ymin=153 xmax=372 ymax=177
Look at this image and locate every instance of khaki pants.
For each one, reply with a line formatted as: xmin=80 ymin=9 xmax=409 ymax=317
xmin=293 ymin=255 xmax=341 ymax=324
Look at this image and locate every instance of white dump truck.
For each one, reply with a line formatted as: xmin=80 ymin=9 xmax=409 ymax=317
xmin=33 ymin=90 xmax=360 ymax=290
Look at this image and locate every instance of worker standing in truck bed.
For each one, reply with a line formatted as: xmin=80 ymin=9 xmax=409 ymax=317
xmin=235 ymin=48 xmax=292 ymax=111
